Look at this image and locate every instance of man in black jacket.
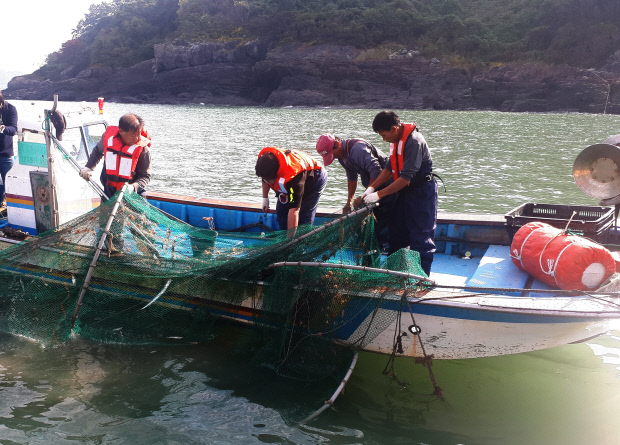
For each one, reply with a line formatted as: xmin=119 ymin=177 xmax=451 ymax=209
xmin=0 ymin=91 xmax=17 ymax=209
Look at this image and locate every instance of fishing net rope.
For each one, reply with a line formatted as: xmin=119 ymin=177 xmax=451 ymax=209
xmin=0 ymin=190 xmax=427 ymax=381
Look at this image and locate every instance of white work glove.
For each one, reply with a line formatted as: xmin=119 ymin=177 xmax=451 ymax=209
xmin=79 ymin=167 xmax=93 ymax=180
xmin=363 ymin=192 xmax=380 ymax=204
xmin=0 ymin=125 xmax=5 ymax=133
xmin=262 ymin=197 xmax=270 ymax=212
xmin=361 ymin=186 xmax=375 ymax=198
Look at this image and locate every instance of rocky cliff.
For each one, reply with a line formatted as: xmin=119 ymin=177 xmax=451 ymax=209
xmin=5 ymin=42 xmax=620 ymax=114
xmin=0 ymin=69 xmax=24 ymax=90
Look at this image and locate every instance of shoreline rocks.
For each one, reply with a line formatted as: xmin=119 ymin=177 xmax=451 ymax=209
xmin=4 ymin=42 xmax=620 ymax=114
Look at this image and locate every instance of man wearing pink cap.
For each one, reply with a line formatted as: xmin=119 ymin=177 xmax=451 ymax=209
xmin=316 ymin=133 xmax=395 ymax=245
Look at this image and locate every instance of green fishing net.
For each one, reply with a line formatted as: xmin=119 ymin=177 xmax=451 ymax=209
xmin=0 ymin=189 xmax=426 ymax=381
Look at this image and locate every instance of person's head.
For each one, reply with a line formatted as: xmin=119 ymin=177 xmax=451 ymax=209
xmin=316 ymin=133 xmax=338 ymax=166
xmin=118 ymin=113 xmax=144 ymax=146
xmin=255 ymin=151 xmax=280 ymax=183
xmin=372 ymin=110 xmax=402 ymax=144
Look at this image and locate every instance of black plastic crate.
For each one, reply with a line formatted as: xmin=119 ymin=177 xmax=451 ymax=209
xmin=504 ymin=203 xmax=614 ymax=242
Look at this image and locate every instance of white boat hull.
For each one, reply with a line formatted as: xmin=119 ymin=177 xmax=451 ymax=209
xmin=366 ymin=312 xmax=611 ymax=359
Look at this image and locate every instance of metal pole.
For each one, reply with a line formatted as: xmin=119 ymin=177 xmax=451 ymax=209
xmin=70 ymin=183 xmax=128 ymax=329
xmin=268 ymin=261 xmax=433 ymax=284
xmin=300 ymin=352 xmax=359 ymax=423
xmin=281 ymin=203 xmax=378 ymax=250
xmin=44 ymin=95 xmax=60 ymax=228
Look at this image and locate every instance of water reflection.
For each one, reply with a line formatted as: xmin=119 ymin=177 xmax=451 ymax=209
xmin=0 ymin=335 xmax=318 ymax=443
xmin=1 ymin=326 xmax=620 ymax=444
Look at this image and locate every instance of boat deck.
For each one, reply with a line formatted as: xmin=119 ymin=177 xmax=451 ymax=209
xmin=429 ymin=244 xmax=556 ymax=297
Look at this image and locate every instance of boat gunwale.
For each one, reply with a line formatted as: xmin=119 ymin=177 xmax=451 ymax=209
xmin=145 ymin=191 xmax=507 ymax=227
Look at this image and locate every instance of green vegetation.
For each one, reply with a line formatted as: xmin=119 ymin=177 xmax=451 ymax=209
xmin=38 ymin=0 xmax=620 ymax=77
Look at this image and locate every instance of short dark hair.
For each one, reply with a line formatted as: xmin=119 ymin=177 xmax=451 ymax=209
xmin=372 ymin=110 xmax=400 ymax=133
xmin=255 ymin=152 xmax=280 ymax=180
xmin=119 ymin=113 xmax=144 ymax=132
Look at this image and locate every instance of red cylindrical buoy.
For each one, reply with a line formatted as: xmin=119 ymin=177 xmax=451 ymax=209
xmin=510 ymin=222 xmax=615 ymax=290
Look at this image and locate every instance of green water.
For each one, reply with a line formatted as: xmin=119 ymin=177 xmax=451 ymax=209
xmin=3 ymin=101 xmax=620 ymax=444
xmin=135 ymin=104 xmax=619 ymax=214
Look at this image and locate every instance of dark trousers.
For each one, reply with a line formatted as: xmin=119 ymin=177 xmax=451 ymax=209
xmin=276 ymin=168 xmax=328 ymax=230
xmin=388 ymin=180 xmax=438 ymax=276
xmin=373 ymin=191 xmax=397 ymax=246
xmin=0 ymin=156 xmax=15 ymax=204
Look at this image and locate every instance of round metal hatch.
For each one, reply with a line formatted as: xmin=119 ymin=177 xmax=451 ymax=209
xmin=573 ymin=143 xmax=620 ymax=199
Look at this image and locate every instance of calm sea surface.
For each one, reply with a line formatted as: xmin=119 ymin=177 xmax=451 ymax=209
xmin=3 ymin=101 xmax=620 ymax=444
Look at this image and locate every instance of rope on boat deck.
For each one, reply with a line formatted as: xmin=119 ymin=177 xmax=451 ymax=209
xmin=427 ymin=283 xmax=620 ymax=295
xmin=426 ymin=283 xmax=620 ymax=308
xmin=300 ymin=351 xmax=359 ymax=424
xmin=417 ymin=286 xmax=620 ymax=311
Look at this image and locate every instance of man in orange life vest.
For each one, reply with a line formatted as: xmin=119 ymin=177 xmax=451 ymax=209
xmin=79 ymin=113 xmax=151 ymax=199
xmin=362 ymin=111 xmax=438 ymax=276
xmin=256 ymin=147 xmax=327 ymax=235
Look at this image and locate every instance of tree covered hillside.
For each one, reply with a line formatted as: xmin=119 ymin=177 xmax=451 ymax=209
xmin=39 ymin=0 xmax=620 ymax=78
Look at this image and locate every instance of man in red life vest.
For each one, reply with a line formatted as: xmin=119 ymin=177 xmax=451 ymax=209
xmin=79 ymin=113 xmax=151 ymax=199
xmin=256 ymin=147 xmax=327 ymax=236
xmin=362 ymin=111 xmax=438 ymax=276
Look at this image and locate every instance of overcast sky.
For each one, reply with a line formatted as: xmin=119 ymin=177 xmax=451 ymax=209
xmin=7 ymin=0 xmax=109 ymax=74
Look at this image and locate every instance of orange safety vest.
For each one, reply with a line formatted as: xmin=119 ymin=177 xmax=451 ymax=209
xmin=258 ymin=147 xmax=322 ymax=201
xmin=103 ymin=126 xmax=151 ymax=191
xmin=389 ymin=123 xmax=416 ymax=181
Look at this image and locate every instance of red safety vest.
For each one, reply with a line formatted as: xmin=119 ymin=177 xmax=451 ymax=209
xmin=103 ymin=126 xmax=151 ymax=192
xmin=258 ymin=147 xmax=322 ymax=198
xmin=389 ymin=123 xmax=416 ymax=181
